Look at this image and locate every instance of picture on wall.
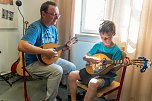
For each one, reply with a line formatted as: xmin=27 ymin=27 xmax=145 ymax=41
xmin=0 ymin=0 xmax=18 ymax=28
xmin=0 ymin=0 xmax=13 ymax=5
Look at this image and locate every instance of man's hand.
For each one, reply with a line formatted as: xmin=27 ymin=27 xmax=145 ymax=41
xmin=62 ymin=46 xmax=71 ymax=51
xmin=62 ymin=37 xmax=78 ymax=51
xmin=43 ymin=48 xmax=58 ymax=58
xmin=62 ymin=41 xmax=72 ymax=51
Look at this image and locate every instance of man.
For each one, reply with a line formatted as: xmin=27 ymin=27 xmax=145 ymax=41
xmin=18 ymin=1 xmax=76 ymax=101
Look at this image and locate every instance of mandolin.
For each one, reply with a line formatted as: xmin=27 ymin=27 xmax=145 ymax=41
xmin=15 ymin=37 xmax=78 ymax=76
xmin=85 ymin=54 xmax=151 ymax=75
xmin=37 ymin=37 xmax=78 ymax=65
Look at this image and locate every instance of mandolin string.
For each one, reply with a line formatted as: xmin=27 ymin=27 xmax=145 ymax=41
xmin=55 ymin=44 xmax=66 ymax=51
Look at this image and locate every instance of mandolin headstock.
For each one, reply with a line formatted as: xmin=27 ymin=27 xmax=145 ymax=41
xmin=137 ymin=57 xmax=152 ymax=73
xmin=66 ymin=37 xmax=78 ymax=46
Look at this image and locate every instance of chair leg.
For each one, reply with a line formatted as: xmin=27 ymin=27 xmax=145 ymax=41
xmin=116 ymin=66 xmax=127 ymax=101
xmin=23 ymin=75 xmax=30 ymax=101
xmin=25 ymin=97 xmax=30 ymax=101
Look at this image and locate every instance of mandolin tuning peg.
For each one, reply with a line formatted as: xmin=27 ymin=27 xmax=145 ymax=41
xmin=137 ymin=65 xmax=141 ymax=68
xmin=138 ymin=57 xmax=145 ymax=59
xmin=140 ymin=68 xmax=146 ymax=73
xmin=137 ymin=65 xmax=140 ymax=68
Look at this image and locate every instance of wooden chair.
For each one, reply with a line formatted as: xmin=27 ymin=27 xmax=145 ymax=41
xmin=16 ymin=52 xmax=30 ymax=101
xmin=17 ymin=52 xmax=62 ymax=101
xmin=77 ymin=50 xmax=127 ymax=101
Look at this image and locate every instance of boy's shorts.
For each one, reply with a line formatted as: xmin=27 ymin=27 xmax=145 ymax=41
xmin=79 ymin=68 xmax=111 ymax=89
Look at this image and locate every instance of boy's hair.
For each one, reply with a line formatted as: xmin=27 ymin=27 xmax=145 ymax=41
xmin=99 ymin=20 xmax=116 ymax=35
xmin=40 ymin=1 xmax=57 ymax=16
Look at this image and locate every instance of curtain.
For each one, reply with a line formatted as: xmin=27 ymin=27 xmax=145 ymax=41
xmin=54 ymin=0 xmax=75 ymax=60
xmin=112 ymin=0 xmax=152 ymax=100
xmin=127 ymin=0 xmax=152 ymax=100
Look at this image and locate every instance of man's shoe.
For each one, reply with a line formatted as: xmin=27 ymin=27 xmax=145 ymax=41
xmin=68 ymin=95 xmax=71 ymax=101
xmin=77 ymin=91 xmax=85 ymax=99
xmin=68 ymin=94 xmax=84 ymax=101
xmin=76 ymin=91 xmax=86 ymax=101
xmin=57 ymin=95 xmax=62 ymax=101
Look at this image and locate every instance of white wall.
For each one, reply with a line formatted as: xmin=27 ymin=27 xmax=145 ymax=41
xmin=0 ymin=29 xmax=20 ymax=71
xmin=0 ymin=0 xmax=44 ymax=72
xmin=22 ymin=0 xmax=48 ymax=24
xmin=0 ymin=0 xmax=24 ymax=72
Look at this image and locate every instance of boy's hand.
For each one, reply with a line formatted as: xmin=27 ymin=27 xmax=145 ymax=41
xmin=123 ymin=57 xmax=130 ymax=66
xmin=90 ymin=57 xmax=101 ymax=64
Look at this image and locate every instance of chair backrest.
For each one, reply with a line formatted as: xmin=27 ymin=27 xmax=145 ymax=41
xmin=113 ymin=49 xmax=126 ymax=73
xmin=121 ymin=46 xmax=126 ymax=59
xmin=121 ymin=51 xmax=126 ymax=60
xmin=116 ymin=47 xmax=127 ymax=81
xmin=116 ymin=47 xmax=127 ymax=84
xmin=16 ymin=52 xmax=29 ymax=76
xmin=17 ymin=21 xmax=30 ymax=77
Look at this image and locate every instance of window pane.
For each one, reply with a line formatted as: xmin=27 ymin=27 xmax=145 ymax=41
xmin=81 ymin=0 xmax=105 ymax=33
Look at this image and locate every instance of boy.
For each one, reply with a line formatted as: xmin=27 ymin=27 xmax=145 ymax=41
xmin=68 ymin=20 xmax=129 ymax=101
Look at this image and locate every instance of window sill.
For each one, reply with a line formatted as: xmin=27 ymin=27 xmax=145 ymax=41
xmin=75 ymin=33 xmax=99 ymax=37
xmin=75 ymin=33 xmax=100 ymax=43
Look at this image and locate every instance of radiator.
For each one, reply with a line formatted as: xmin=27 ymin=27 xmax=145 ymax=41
xmin=71 ymin=34 xmax=100 ymax=70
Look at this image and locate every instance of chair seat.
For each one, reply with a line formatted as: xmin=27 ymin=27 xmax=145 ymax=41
xmin=77 ymin=80 xmax=120 ymax=97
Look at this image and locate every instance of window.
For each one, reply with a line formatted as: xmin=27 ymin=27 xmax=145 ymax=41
xmin=81 ymin=0 xmax=106 ymax=34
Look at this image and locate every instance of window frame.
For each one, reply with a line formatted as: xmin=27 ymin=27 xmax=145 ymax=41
xmin=80 ymin=0 xmax=115 ymax=34
xmin=80 ymin=0 xmax=106 ymax=34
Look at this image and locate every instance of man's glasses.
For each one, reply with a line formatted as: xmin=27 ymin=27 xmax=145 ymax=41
xmin=46 ymin=12 xmax=61 ymax=19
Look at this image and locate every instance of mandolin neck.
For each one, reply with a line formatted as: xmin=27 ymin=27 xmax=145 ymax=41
xmin=106 ymin=60 xmax=123 ymax=65
xmin=55 ymin=44 xmax=67 ymax=51
xmin=106 ymin=59 xmax=144 ymax=65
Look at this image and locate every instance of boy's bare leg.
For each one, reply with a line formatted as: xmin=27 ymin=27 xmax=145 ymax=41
xmin=84 ymin=78 xmax=103 ymax=101
xmin=68 ymin=71 xmax=81 ymax=101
